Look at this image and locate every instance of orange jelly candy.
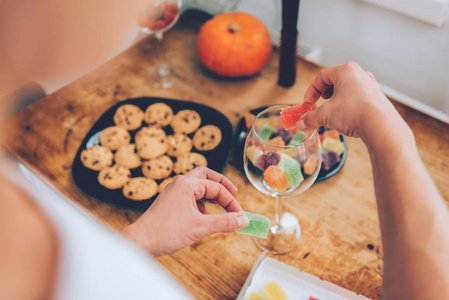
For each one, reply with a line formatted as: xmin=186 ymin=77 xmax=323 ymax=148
xmin=303 ymin=156 xmax=319 ymax=175
xmin=323 ymin=129 xmax=340 ymax=141
xmin=263 ymin=166 xmax=290 ymax=191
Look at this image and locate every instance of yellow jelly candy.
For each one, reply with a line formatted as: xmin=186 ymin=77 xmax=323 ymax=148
xmin=322 ymin=138 xmax=344 ymax=155
xmin=247 ymin=146 xmax=264 ymax=164
xmin=248 ymin=292 xmax=269 ymax=300
xmin=263 ymin=281 xmax=288 ymax=300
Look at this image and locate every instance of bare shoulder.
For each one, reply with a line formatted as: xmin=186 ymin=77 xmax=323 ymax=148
xmin=0 ymin=176 xmax=59 ymax=300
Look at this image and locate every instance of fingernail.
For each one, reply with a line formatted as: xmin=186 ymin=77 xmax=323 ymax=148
xmin=237 ymin=214 xmax=249 ymax=228
xmin=296 ymin=118 xmax=306 ymax=130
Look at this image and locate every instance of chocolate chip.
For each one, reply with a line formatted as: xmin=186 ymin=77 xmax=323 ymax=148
xmin=129 ymin=191 xmax=133 ymax=196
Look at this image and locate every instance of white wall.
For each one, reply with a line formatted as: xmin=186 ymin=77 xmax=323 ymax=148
xmin=237 ymin=0 xmax=449 ymax=123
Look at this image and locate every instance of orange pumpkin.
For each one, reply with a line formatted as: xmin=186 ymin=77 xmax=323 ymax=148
xmin=197 ymin=12 xmax=272 ymax=77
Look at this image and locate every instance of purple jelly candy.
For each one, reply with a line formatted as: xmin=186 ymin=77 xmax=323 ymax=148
xmin=254 ymin=151 xmax=281 ymax=171
xmin=274 ymin=128 xmax=293 ymax=144
xmin=321 ymin=150 xmax=340 ymax=171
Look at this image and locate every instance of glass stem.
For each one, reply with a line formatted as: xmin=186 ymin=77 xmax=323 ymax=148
xmin=275 ymin=196 xmax=282 ymax=226
xmin=154 ymin=32 xmax=169 ymax=76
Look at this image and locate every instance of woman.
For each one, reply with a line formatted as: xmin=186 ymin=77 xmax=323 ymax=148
xmin=1 ymin=1 xmax=449 ymax=299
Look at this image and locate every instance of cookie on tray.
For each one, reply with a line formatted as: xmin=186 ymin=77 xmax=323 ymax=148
xmin=99 ymin=126 xmax=131 ymax=151
xmin=142 ymin=155 xmax=173 ymax=180
xmin=158 ymin=177 xmax=175 ymax=193
xmin=135 ymin=126 xmax=166 ymax=141
xmin=167 ymin=133 xmax=193 ymax=157
xmin=144 ymin=103 xmax=174 ymax=127
xmin=98 ymin=165 xmax=131 ymax=189
xmin=193 ymin=125 xmax=222 ymax=151
xmin=114 ymin=144 xmax=141 ymax=169
xmin=135 ymin=135 xmax=168 ymax=159
xmin=173 ymin=153 xmax=208 ymax=175
xmin=170 ymin=110 xmax=201 ymax=134
xmin=122 ymin=177 xmax=158 ymax=201
xmin=80 ymin=145 xmax=113 ymax=171
xmin=113 ymin=104 xmax=144 ymax=130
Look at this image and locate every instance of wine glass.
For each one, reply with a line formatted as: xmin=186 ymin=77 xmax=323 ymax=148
xmin=137 ymin=0 xmax=184 ymax=88
xmin=243 ymin=105 xmax=322 ymax=254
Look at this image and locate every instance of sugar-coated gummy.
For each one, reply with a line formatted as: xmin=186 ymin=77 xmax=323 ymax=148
xmin=263 ymin=165 xmax=290 ymax=191
xmin=255 ymin=151 xmax=281 ymax=171
xmin=321 ymin=150 xmax=340 ymax=171
xmin=322 ymin=138 xmax=344 ymax=155
xmin=274 ymin=127 xmax=293 ymax=144
xmin=288 ymin=131 xmax=306 ymax=146
xmin=278 ymin=154 xmax=303 ymax=187
xmin=263 ymin=281 xmax=288 ymax=300
xmin=247 ymin=145 xmax=264 ymax=164
xmin=237 ymin=211 xmax=271 ymax=239
xmin=248 ymin=292 xmax=269 ymax=300
xmin=257 ymin=124 xmax=274 ymax=141
xmin=280 ymin=103 xmax=313 ymax=130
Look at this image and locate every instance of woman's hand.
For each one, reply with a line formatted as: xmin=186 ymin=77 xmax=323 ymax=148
xmin=121 ymin=167 xmax=249 ymax=258
xmin=296 ymin=62 xmax=408 ymax=143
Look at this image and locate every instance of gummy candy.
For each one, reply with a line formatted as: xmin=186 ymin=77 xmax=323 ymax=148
xmin=247 ymin=146 xmax=264 ymax=164
xmin=274 ymin=128 xmax=293 ymax=144
xmin=248 ymin=292 xmax=269 ymax=300
xmin=256 ymin=118 xmax=271 ymax=129
xmin=263 ymin=166 xmax=290 ymax=191
xmin=321 ymin=150 xmax=340 ymax=171
xmin=323 ymin=129 xmax=340 ymax=141
xmin=270 ymin=116 xmax=283 ymax=128
xmin=255 ymin=151 xmax=280 ymax=171
xmin=245 ymin=112 xmax=256 ymax=129
xmin=278 ymin=154 xmax=303 ymax=187
xmin=322 ymin=138 xmax=344 ymax=155
xmin=258 ymin=124 xmax=274 ymax=141
xmin=263 ymin=281 xmax=288 ymax=300
xmin=236 ymin=211 xmax=271 ymax=239
xmin=308 ymin=297 xmax=320 ymax=300
xmin=280 ymin=103 xmax=314 ymax=130
xmin=268 ymin=136 xmax=285 ymax=147
xmin=303 ymin=156 xmax=319 ymax=175
xmin=288 ymin=131 xmax=305 ymax=146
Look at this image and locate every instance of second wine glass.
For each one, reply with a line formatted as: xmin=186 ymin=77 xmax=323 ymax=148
xmin=243 ymin=105 xmax=322 ymax=254
xmin=137 ymin=0 xmax=184 ymax=88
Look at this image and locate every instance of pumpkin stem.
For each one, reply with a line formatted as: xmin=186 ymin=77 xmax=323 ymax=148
xmin=228 ymin=22 xmax=241 ymax=33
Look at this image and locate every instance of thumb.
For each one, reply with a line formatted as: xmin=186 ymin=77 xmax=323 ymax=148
xmin=296 ymin=105 xmax=330 ymax=131
xmin=202 ymin=212 xmax=249 ymax=235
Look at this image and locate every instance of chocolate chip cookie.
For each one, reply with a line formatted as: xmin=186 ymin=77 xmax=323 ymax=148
xmin=99 ymin=126 xmax=131 ymax=150
xmin=98 ymin=165 xmax=131 ymax=189
xmin=173 ymin=153 xmax=208 ymax=175
xmin=122 ymin=177 xmax=158 ymax=201
xmin=80 ymin=145 xmax=113 ymax=171
xmin=114 ymin=144 xmax=141 ymax=169
xmin=193 ymin=125 xmax=222 ymax=151
xmin=142 ymin=155 xmax=173 ymax=180
xmin=167 ymin=133 xmax=193 ymax=157
xmin=135 ymin=126 xmax=166 ymax=141
xmin=158 ymin=177 xmax=175 ymax=193
xmin=170 ymin=110 xmax=201 ymax=134
xmin=135 ymin=135 xmax=168 ymax=159
xmin=113 ymin=104 xmax=144 ymax=130
xmin=144 ymin=102 xmax=174 ymax=127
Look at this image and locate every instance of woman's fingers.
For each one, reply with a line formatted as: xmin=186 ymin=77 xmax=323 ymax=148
xmin=185 ymin=166 xmax=238 ymax=196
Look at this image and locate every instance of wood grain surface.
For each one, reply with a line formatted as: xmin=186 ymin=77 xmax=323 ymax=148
xmin=2 ymin=11 xmax=449 ymax=300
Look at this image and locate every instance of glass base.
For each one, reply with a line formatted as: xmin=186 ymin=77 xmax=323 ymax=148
xmin=252 ymin=212 xmax=301 ymax=254
xmin=146 ymin=63 xmax=185 ymax=88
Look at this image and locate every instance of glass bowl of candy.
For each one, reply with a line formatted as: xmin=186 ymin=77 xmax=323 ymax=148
xmin=233 ymin=106 xmax=346 ymax=182
xmin=242 ymin=105 xmax=322 ymax=254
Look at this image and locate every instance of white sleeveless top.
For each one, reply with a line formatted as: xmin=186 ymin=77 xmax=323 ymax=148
xmin=7 ymin=160 xmax=193 ymax=300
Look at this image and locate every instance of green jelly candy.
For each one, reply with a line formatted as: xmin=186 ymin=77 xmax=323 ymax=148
xmin=289 ymin=131 xmax=305 ymax=145
xmin=258 ymin=124 xmax=274 ymax=141
xmin=278 ymin=154 xmax=303 ymax=187
xmin=237 ymin=211 xmax=271 ymax=239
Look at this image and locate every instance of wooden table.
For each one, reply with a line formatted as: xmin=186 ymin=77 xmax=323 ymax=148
xmin=3 ymin=11 xmax=449 ymax=300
